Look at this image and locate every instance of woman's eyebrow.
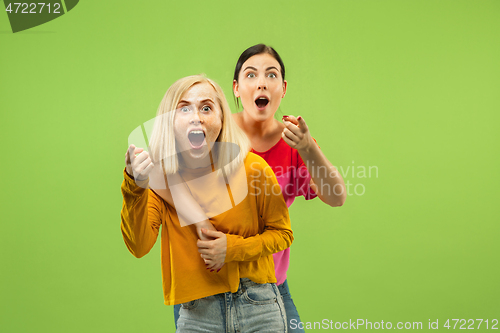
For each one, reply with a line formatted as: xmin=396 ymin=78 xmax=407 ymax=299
xmin=243 ymin=66 xmax=257 ymax=72
xmin=178 ymin=98 xmax=214 ymax=107
xmin=199 ymin=98 xmax=215 ymax=104
xmin=266 ymin=66 xmax=279 ymax=72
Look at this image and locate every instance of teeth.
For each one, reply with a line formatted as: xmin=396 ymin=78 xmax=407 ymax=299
xmin=258 ymin=97 xmax=267 ymax=100
xmin=190 ymin=130 xmax=204 ymax=134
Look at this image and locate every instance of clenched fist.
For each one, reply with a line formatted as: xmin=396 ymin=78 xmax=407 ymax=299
xmin=125 ymin=144 xmax=154 ymax=181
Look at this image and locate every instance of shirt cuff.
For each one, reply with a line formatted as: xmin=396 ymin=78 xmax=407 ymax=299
xmin=225 ymin=234 xmax=237 ymax=262
xmin=123 ymin=168 xmax=149 ymax=195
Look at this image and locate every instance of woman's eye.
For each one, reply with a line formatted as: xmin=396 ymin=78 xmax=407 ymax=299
xmin=181 ymin=106 xmax=190 ymax=112
xmin=202 ymin=106 xmax=211 ymax=112
xmin=268 ymin=73 xmax=277 ymax=78
xmin=247 ymin=73 xmax=256 ymax=78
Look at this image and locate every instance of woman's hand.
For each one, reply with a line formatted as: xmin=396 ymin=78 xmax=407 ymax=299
xmin=197 ymin=228 xmax=226 ymax=272
xmin=282 ymin=116 xmax=347 ymax=207
xmin=125 ymin=144 xmax=154 ymax=181
xmin=195 ymin=220 xmax=218 ymax=241
xmin=282 ymin=115 xmax=314 ymax=152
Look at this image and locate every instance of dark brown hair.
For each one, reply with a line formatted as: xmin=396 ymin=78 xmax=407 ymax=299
xmin=233 ymin=44 xmax=285 ymax=82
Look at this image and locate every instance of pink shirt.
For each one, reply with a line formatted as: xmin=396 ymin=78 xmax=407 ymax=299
xmin=251 ymin=138 xmax=317 ymax=285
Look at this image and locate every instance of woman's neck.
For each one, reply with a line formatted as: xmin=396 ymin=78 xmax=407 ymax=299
xmin=234 ymin=111 xmax=284 ymax=152
xmin=238 ymin=112 xmax=280 ymax=137
xmin=178 ymin=152 xmax=214 ymax=170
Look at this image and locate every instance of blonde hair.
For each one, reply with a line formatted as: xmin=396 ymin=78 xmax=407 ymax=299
xmin=149 ymin=75 xmax=250 ymax=176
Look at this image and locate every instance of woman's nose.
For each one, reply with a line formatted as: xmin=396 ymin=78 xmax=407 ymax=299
xmin=257 ymin=77 xmax=267 ymax=90
xmin=189 ymin=111 xmax=204 ymax=124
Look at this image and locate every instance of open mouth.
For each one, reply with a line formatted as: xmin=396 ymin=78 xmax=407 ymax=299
xmin=188 ymin=130 xmax=205 ymax=149
xmin=255 ymin=97 xmax=269 ymax=109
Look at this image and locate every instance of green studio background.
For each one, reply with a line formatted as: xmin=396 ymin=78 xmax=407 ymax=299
xmin=1 ymin=0 xmax=499 ymax=332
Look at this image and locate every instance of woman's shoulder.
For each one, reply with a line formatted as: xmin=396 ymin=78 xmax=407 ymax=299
xmin=245 ymin=151 xmax=267 ymax=166
xmin=244 ymin=152 xmax=273 ymax=174
xmin=241 ymin=153 xmax=277 ymax=187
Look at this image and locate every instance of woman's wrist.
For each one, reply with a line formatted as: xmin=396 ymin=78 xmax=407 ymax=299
xmin=195 ymin=220 xmax=213 ymax=229
xmin=125 ymin=167 xmax=134 ymax=179
xmin=297 ymin=137 xmax=317 ymax=157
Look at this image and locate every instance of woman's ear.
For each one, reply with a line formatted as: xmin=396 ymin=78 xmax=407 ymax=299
xmin=233 ymin=80 xmax=240 ymax=98
xmin=282 ymin=80 xmax=288 ymax=98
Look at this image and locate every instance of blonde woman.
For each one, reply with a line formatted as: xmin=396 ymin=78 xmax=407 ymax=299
xmin=121 ymin=75 xmax=292 ymax=332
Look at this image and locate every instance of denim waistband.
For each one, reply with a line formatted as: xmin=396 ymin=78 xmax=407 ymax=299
xmin=239 ymin=278 xmax=260 ymax=288
xmin=234 ymin=278 xmax=275 ymax=295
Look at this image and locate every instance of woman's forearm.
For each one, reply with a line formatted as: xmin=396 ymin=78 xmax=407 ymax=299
xmin=121 ymin=171 xmax=162 ymax=258
xmin=225 ymin=226 xmax=293 ymax=262
xmin=298 ymin=143 xmax=346 ymax=207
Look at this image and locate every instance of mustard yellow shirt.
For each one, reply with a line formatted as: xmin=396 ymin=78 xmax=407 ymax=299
xmin=120 ymin=152 xmax=293 ymax=305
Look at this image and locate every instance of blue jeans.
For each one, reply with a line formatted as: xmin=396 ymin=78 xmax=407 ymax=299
xmin=278 ymin=279 xmax=304 ymax=333
xmin=175 ymin=278 xmax=286 ymax=332
xmin=174 ymin=279 xmax=303 ymax=332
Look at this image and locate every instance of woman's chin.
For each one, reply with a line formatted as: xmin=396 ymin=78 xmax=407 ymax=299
xmin=251 ymin=107 xmax=276 ymax=121
xmin=181 ymin=148 xmax=212 ymax=168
